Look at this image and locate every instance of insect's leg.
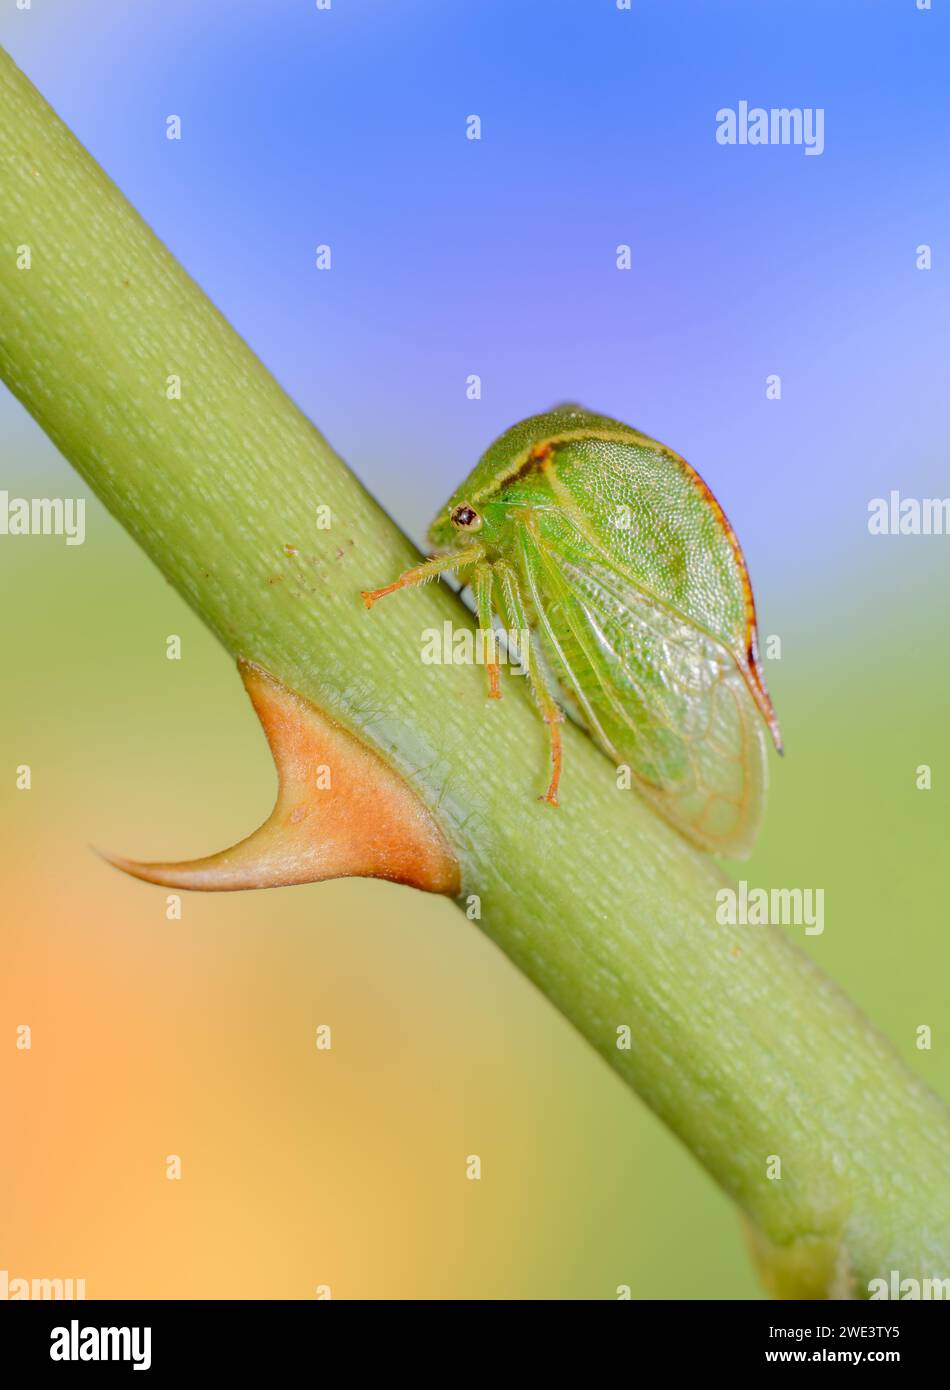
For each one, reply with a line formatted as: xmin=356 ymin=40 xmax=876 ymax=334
xmin=361 ymin=545 xmax=484 ymax=609
xmin=494 ymin=561 xmax=564 ymax=807
xmin=471 ymin=563 xmax=501 ymax=699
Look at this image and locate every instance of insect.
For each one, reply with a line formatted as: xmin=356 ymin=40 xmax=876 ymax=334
xmin=362 ymin=406 xmax=782 ymax=857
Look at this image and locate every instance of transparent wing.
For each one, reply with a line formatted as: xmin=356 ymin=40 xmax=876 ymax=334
xmin=519 ymin=528 xmax=768 ymax=857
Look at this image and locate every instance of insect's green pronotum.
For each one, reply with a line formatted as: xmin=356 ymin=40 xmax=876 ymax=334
xmin=363 ymin=406 xmax=782 ymax=857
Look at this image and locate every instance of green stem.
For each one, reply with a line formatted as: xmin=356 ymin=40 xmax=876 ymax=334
xmin=2 ymin=48 xmax=947 ymax=1298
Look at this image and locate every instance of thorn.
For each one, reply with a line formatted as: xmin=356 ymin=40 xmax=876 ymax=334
xmin=100 ymin=660 xmax=460 ymax=895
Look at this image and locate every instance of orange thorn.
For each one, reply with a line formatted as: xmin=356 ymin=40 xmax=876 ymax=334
xmin=487 ymin=663 xmax=501 ymax=700
xmin=99 ymin=661 xmax=460 ymax=895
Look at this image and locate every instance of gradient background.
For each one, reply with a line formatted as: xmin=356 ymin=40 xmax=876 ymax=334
xmin=1 ymin=0 xmax=948 ymax=1300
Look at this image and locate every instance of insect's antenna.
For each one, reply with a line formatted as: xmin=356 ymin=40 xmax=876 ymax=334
xmin=361 ymin=545 xmax=484 ymax=609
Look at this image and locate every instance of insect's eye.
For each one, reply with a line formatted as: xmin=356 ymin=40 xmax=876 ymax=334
xmin=451 ymin=504 xmax=482 ymax=531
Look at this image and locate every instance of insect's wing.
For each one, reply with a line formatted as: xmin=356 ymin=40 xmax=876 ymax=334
xmin=539 ymin=431 xmax=782 ymax=751
xmin=518 ymin=528 xmax=767 ymax=857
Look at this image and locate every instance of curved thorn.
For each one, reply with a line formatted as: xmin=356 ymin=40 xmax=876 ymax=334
xmin=100 ymin=660 xmax=460 ymax=895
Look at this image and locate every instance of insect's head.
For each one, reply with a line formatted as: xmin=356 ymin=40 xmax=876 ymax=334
xmin=427 ymin=405 xmax=602 ymax=553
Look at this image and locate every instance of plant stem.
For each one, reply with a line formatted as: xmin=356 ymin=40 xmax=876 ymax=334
xmin=2 ymin=47 xmax=948 ymax=1297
